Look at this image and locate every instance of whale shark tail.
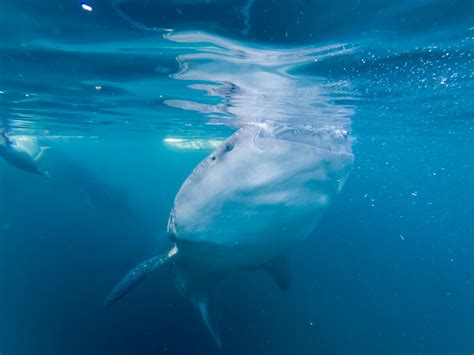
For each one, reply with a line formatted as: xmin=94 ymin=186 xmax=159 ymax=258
xmin=104 ymin=245 xmax=178 ymax=308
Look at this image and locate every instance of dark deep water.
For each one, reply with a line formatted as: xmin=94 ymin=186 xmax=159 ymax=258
xmin=0 ymin=1 xmax=473 ymax=354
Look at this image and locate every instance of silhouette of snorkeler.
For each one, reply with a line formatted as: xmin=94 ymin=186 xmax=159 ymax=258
xmin=0 ymin=128 xmax=51 ymax=181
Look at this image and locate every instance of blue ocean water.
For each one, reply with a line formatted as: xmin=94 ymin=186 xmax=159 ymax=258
xmin=0 ymin=1 xmax=473 ymax=354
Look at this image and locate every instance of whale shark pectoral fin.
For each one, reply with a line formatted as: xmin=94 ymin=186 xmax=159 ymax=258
xmin=105 ymin=246 xmax=178 ymax=308
xmin=262 ymin=255 xmax=292 ymax=291
xmin=171 ymin=265 xmax=222 ymax=346
xmin=194 ymin=296 xmax=222 ymax=348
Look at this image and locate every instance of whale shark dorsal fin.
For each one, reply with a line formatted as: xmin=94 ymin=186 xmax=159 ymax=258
xmin=194 ymin=296 xmax=222 ymax=348
xmin=262 ymin=255 xmax=292 ymax=291
xmin=105 ymin=245 xmax=179 ymax=308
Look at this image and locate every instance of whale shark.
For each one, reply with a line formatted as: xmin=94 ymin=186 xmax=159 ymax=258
xmin=105 ymin=123 xmax=353 ymax=346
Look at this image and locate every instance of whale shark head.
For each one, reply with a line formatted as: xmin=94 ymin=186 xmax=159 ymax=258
xmin=170 ymin=124 xmax=354 ymax=269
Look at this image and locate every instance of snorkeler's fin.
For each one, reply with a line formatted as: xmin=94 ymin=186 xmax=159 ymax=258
xmin=41 ymin=171 xmax=52 ymax=182
xmin=193 ymin=293 xmax=222 ymax=347
xmin=262 ymin=255 xmax=292 ymax=291
xmin=105 ymin=245 xmax=178 ymax=308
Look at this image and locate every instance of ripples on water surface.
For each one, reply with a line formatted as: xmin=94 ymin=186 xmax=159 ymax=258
xmin=0 ymin=1 xmax=473 ymax=354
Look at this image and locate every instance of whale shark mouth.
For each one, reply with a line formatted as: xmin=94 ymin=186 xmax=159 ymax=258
xmin=254 ymin=124 xmax=352 ymax=155
xmin=163 ymin=137 xmax=224 ymax=150
xmin=167 ymin=208 xmax=178 ymax=242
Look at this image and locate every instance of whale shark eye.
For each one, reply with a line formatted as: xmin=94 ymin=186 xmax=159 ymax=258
xmin=224 ymin=143 xmax=234 ymax=152
xmin=211 ymin=156 xmax=216 ymax=161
